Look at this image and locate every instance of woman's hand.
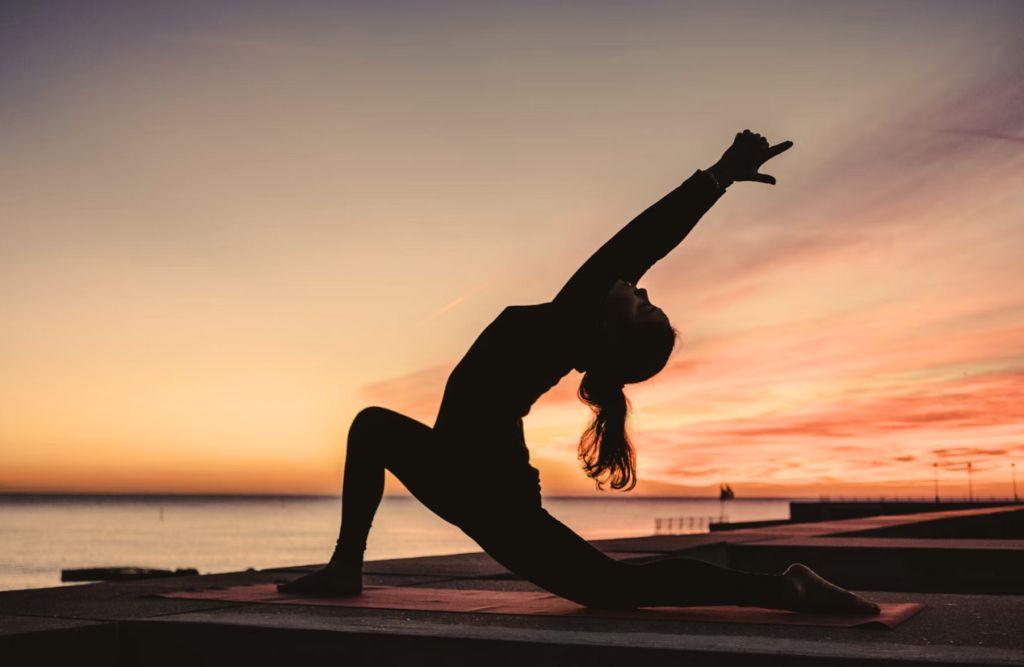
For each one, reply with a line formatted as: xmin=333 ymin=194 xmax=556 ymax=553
xmin=706 ymin=129 xmax=793 ymax=188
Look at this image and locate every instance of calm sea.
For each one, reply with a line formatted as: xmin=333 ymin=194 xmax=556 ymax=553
xmin=0 ymin=495 xmax=792 ymax=592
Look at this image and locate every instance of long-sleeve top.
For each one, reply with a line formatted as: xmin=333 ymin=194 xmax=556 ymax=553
xmin=432 ymin=170 xmax=725 ymax=498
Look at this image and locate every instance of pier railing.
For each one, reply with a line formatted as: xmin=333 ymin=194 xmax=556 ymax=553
xmin=653 ymin=516 xmax=726 ymax=535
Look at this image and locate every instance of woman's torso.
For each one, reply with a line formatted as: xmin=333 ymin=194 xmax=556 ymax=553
xmin=432 ymin=302 xmax=581 ymax=497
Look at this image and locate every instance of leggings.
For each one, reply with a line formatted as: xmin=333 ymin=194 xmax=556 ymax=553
xmin=333 ymin=407 xmax=781 ymax=609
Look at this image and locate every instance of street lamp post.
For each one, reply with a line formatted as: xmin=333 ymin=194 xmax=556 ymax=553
xmin=968 ymin=462 xmax=973 ymax=501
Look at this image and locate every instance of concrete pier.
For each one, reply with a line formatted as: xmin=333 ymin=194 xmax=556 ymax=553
xmin=2 ymin=505 xmax=1023 ymax=666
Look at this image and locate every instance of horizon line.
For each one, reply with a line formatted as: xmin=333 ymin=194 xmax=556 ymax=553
xmin=1 ymin=491 xmax=1019 ymax=502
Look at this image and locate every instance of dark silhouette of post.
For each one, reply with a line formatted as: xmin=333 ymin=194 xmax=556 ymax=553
xmin=933 ymin=462 xmax=939 ymax=502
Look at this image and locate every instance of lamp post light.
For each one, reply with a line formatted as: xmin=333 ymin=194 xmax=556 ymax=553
xmin=967 ymin=462 xmax=973 ymax=502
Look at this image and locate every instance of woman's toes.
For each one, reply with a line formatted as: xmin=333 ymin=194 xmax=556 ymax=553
xmin=857 ymin=597 xmax=882 ymax=615
xmin=277 ymin=569 xmax=327 ymax=592
xmin=277 ymin=576 xmax=310 ymax=592
xmin=781 ymin=563 xmax=879 ymax=615
xmin=274 ymin=566 xmax=362 ymax=595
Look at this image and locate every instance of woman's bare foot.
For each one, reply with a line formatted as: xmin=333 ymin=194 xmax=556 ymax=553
xmin=778 ymin=564 xmax=880 ymax=615
xmin=277 ymin=561 xmax=363 ymax=595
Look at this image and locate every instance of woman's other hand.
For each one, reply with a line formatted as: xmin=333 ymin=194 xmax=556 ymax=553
xmin=707 ymin=130 xmax=793 ymax=187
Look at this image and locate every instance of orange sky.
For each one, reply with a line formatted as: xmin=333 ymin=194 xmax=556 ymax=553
xmin=2 ymin=1 xmax=1023 ymax=497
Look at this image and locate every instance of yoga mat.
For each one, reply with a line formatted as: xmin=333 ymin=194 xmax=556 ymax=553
xmin=160 ymin=584 xmax=922 ymax=629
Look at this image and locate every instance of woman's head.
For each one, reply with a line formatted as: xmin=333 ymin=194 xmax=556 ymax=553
xmin=592 ymin=280 xmax=676 ymax=383
xmin=577 ymin=280 xmax=678 ymax=490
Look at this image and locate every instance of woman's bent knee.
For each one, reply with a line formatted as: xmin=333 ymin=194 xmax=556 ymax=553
xmin=349 ymin=406 xmax=398 ymax=442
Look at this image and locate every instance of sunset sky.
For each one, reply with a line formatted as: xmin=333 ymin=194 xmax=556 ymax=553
xmin=2 ymin=1 xmax=1023 ymax=497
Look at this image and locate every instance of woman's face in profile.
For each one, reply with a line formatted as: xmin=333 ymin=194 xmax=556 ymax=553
xmin=602 ymin=280 xmax=669 ymax=333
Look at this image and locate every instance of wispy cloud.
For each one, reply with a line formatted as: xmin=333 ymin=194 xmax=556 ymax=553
xmin=932 ymin=128 xmax=1024 ymax=146
xmin=163 ymin=34 xmax=351 ymax=61
xmin=415 ymin=276 xmax=499 ymax=329
xmin=360 ymin=364 xmax=451 ymax=424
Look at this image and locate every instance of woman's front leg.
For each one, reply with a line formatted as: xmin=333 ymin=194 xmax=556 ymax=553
xmin=278 ymin=407 xmax=437 ymax=594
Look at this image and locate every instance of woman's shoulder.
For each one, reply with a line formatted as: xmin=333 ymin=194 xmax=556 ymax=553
xmin=502 ymin=301 xmax=554 ymax=311
xmin=498 ymin=301 xmax=566 ymax=317
xmin=493 ymin=302 xmax=577 ymax=332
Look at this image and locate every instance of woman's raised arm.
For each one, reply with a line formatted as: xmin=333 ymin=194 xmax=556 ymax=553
xmin=551 ymin=130 xmax=793 ymax=321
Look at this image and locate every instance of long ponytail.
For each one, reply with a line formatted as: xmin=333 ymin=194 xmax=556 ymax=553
xmin=577 ymin=372 xmax=636 ymax=491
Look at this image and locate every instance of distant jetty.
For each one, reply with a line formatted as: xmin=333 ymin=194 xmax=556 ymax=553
xmin=62 ymin=567 xmax=198 ymax=582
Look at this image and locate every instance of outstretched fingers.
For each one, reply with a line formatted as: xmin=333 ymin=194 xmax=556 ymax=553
xmin=749 ymin=140 xmax=793 ymax=185
xmin=763 ymin=140 xmax=794 ymax=160
xmin=749 ymin=173 xmax=777 ymax=185
xmin=719 ymin=131 xmax=794 ymax=185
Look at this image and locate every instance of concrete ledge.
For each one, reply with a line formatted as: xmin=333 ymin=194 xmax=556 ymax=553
xmin=122 ymin=611 xmax=1024 ymax=667
xmin=792 ymin=501 xmax=1021 ymax=524
xmin=0 ymin=615 xmax=118 ymax=666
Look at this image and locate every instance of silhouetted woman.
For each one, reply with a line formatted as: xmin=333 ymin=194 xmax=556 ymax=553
xmin=281 ymin=130 xmax=879 ymax=614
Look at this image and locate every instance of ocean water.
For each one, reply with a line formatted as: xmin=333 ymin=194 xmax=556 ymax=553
xmin=0 ymin=495 xmax=791 ymax=592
